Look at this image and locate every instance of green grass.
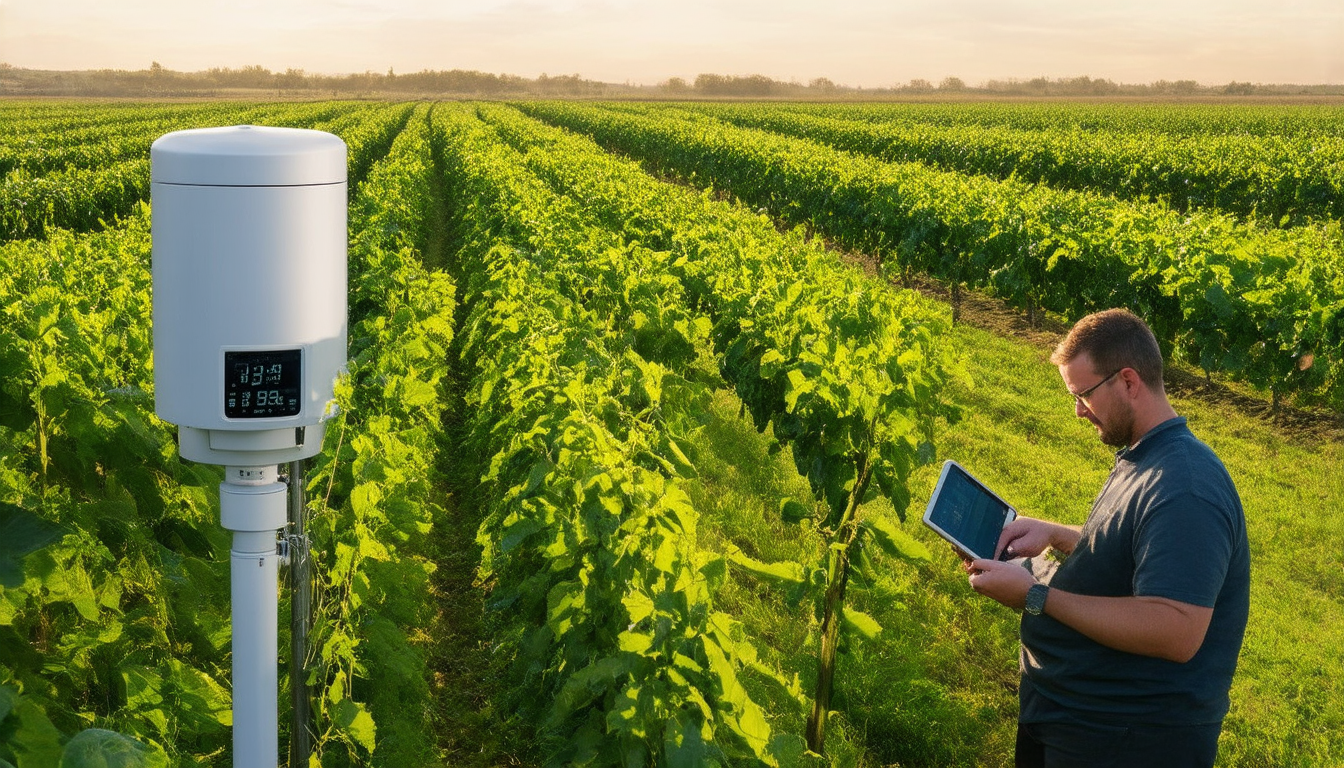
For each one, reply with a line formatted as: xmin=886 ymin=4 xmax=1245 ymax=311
xmin=683 ymin=319 xmax=1344 ymax=767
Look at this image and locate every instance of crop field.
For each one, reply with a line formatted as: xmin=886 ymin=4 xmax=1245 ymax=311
xmin=0 ymin=99 xmax=1341 ymax=768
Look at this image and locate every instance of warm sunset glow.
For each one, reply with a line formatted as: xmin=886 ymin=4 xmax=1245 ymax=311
xmin=1 ymin=0 xmax=1341 ymax=85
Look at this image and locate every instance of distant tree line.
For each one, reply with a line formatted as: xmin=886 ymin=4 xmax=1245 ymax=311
xmin=0 ymin=63 xmax=613 ymax=98
xmin=664 ymin=73 xmax=1341 ymax=98
xmin=0 ymin=62 xmax=1339 ymax=99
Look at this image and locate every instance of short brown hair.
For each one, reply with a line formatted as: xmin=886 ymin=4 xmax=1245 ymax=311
xmin=1051 ymin=309 xmax=1164 ymax=391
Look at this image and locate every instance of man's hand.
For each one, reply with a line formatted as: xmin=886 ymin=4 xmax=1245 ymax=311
xmin=963 ymin=557 xmax=1038 ymax=610
xmin=998 ymin=516 xmax=1083 ymax=559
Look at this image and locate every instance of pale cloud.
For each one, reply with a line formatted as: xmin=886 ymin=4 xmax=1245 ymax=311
xmin=0 ymin=0 xmax=1340 ymax=84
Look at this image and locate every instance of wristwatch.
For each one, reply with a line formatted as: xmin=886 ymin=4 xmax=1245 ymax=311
xmin=1025 ymin=583 xmax=1050 ymax=616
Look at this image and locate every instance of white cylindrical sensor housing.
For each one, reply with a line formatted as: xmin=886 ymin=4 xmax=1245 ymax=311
xmin=152 ymin=126 xmax=347 ymax=465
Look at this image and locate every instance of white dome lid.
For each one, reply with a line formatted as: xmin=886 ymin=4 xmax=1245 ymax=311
xmin=151 ymin=125 xmax=346 ymax=186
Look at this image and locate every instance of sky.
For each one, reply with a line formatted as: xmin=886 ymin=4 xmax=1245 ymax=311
xmin=1 ymin=0 xmax=1342 ymax=87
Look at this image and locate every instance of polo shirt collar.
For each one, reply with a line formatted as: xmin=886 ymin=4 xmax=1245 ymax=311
xmin=1116 ymin=416 xmax=1187 ymax=463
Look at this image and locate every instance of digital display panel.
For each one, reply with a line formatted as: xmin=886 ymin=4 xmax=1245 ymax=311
xmin=225 ymin=349 xmax=302 ymax=419
xmin=925 ymin=463 xmax=1013 ymax=561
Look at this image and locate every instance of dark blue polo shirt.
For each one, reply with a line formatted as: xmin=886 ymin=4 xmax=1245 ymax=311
xmin=1020 ymin=417 xmax=1251 ymax=725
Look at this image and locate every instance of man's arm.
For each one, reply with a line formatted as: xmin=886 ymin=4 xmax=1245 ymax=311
xmin=1039 ymin=587 xmax=1213 ymax=663
xmin=964 ymin=559 xmax=1214 ymax=663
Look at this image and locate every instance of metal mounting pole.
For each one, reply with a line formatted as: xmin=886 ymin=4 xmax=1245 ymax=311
xmin=288 ymin=459 xmax=312 ymax=768
xmin=221 ymin=465 xmax=286 ymax=768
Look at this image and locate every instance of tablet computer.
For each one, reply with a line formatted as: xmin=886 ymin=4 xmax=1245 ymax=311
xmin=922 ymin=460 xmax=1017 ymax=561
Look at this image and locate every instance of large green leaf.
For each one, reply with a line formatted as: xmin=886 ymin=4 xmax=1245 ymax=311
xmin=4 ymin=696 xmax=63 ymax=768
xmin=0 ymin=503 xmax=65 ymax=588
xmin=862 ymin=514 xmax=931 ymax=563
xmin=662 ymin=714 xmax=714 ymax=768
xmin=840 ymin=607 xmax=883 ymax=640
xmin=59 ymin=729 xmax=167 ymax=768
xmin=0 ymin=686 xmax=16 ymax=726
xmin=549 ymin=655 xmax=635 ymax=723
xmin=332 ymin=698 xmax=377 ymax=754
xmin=727 ymin=549 xmax=806 ymax=586
xmin=165 ymin=660 xmax=231 ymax=730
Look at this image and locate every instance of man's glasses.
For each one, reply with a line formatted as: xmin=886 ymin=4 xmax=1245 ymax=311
xmin=1070 ymin=369 xmax=1121 ymax=407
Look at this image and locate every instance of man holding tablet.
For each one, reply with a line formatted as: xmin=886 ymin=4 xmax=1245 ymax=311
xmin=960 ymin=309 xmax=1250 ymax=768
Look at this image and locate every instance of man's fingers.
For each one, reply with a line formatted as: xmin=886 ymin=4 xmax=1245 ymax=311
xmin=998 ymin=527 xmax=1024 ymax=553
xmin=966 ymin=558 xmax=994 ymax=576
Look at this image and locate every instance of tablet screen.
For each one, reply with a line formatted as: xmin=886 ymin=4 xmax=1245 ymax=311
xmin=923 ymin=461 xmax=1014 ymax=561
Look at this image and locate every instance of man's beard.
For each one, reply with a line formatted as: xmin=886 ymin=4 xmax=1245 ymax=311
xmin=1097 ymin=398 xmax=1136 ymax=447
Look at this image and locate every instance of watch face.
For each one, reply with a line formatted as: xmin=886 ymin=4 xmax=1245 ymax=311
xmin=1026 ymin=584 xmax=1048 ymax=615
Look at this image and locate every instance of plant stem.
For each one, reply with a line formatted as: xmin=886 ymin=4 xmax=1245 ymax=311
xmin=36 ymin=405 xmax=49 ymax=484
xmin=805 ymin=451 xmax=872 ymax=754
xmin=33 ymin=354 xmax=49 ymax=487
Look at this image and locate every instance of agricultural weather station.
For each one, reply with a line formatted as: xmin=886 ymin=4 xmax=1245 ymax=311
xmin=151 ymin=125 xmax=347 ymax=768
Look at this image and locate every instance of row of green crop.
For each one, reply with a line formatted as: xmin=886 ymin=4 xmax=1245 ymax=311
xmin=436 ymin=101 xmax=954 ymax=758
xmin=520 ymin=101 xmax=1344 ymax=410
xmin=787 ymin=101 xmax=1344 ymax=139
xmin=2 ymin=113 xmax=172 ymax=174
xmin=0 ymin=104 xmax=401 ymax=767
xmin=0 ymin=103 xmax=356 ymax=176
xmin=678 ymin=102 xmax=1344 ymax=224
xmin=432 ymin=103 xmax=791 ymax=766
xmin=0 ymin=103 xmax=444 ymax=767
xmin=1 ymin=159 xmax=151 ymax=243
xmin=0 ymin=103 xmax=256 ymax=150
xmin=0 ymin=102 xmax=411 ymax=243
xmin=301 ymin=104 xmax=456 ymax=767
